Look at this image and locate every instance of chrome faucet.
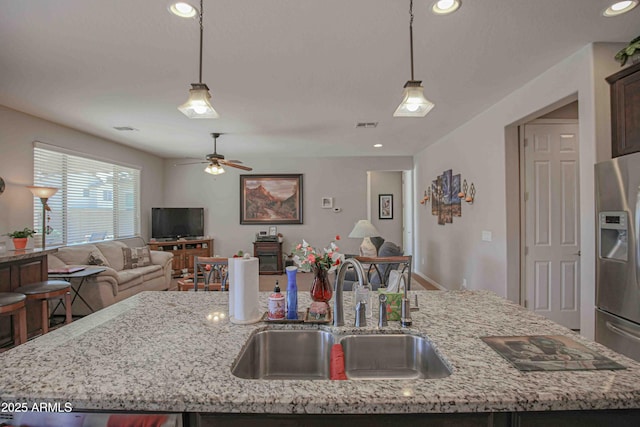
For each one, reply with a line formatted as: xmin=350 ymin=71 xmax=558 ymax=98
xmin=333 ymin=258 xmax=368 ymax=327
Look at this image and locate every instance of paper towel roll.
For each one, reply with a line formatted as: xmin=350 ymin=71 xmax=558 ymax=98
xmin=228 ymin=257 xmax=262 ymax=324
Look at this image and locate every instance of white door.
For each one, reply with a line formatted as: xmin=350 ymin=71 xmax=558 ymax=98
xmin=524 ymin=123 xmax=580 ymax=329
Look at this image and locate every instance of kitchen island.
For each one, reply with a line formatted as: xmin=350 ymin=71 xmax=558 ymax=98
xmin=1 ymin=290 xmax=639 ymax=426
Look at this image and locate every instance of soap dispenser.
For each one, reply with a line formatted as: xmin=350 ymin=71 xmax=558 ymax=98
xmin=268 ymin=281 xmax=285 ymax=320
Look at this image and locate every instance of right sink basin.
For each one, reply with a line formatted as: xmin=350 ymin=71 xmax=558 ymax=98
xmin=339 ymin=334 xmax=452 ymax=380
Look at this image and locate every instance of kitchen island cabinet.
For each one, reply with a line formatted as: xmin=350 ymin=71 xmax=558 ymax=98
xmin=1 ymin=291 xmax=639 ymax=426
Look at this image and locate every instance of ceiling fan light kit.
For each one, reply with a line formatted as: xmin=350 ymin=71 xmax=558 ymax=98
xmin=204 ymin=161 xmax=225 ymax=175
xmin=394 ymin=0 xmax=435 ymax=118
xmin=178 ymin=0 xmax=219 ymax=119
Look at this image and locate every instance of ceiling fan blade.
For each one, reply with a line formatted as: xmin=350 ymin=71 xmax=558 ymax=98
xmin=220 ymin=160 xmax=253 ymax=171
xmin=174 ymin=160 xmax=208 ymax=166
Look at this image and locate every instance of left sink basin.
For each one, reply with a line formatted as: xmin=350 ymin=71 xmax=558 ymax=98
xmin=231 ymin=329 xmax=335 ymax=380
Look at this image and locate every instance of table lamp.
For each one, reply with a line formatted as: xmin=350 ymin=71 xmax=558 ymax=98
xmin=348 ymin=219 xmax=380 ymax=257
xmin=27 ymin=186 xmax=58 ymax=249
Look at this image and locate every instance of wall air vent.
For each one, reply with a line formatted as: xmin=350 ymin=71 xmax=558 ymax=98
xmin=113 ymin=126 xmax=138 ymax=131
xmin=355 ymin=122 xmax=378 ymax=128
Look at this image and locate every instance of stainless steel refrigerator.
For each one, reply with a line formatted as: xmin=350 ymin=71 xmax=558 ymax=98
xmin=595 ymin=151 xmax=640 ymax=362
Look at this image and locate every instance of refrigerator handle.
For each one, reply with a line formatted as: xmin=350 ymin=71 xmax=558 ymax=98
xmin=606 ymin=321 xmax=640 ymax=344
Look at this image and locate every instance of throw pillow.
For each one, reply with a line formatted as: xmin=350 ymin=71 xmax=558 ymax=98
xmin=87 ymin=250 xmax=110 ymax=267
xmin=122 ymin=247 xmax=152 ymax=270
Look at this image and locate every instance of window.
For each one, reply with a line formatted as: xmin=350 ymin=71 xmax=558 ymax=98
xmin=33 ymin=143 xmax=141 ymax=246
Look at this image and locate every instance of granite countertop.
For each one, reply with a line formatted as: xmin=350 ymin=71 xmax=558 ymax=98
xmin=0 ymin=290 xmax=639 ymax=415
xmin=0 ymin=247 xmax=57 ymax=263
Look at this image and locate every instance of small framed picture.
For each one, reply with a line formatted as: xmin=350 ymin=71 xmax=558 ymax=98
xmin=269 ymin=226 xmax=277 ymax=236
xmin=379 ymin=194 xmax=393 ymax=220
xmin=321 ymin=197 xmax=333 ymax=209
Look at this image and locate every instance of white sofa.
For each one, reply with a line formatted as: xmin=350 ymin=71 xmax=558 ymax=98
xmin=48 ymin=237 xmax=173 ymax=315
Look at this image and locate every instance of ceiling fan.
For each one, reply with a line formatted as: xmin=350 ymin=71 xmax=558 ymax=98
xmin=175 ymin=133 xmax=252 ymax=175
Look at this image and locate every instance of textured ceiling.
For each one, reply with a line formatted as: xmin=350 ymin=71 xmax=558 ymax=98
xmin=0 ymin=0 xmax=638 ymax=160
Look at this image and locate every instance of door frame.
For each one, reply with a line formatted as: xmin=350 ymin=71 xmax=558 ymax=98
xmin=518 ymin=118 xmax=579 ymax=311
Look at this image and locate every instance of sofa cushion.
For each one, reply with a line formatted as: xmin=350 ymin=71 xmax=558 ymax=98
xmin=88 ymin=250 xmax=110 ymax=267
xmin=95 ymin=241 xmax=128 ymax=271
xmin=47 ymin=254 xmax=67 ymax=270
xmin=116 ymin=269 xmax=144 ymax=291
xmin=138 ymin=264 xmax=163 ymax=281
xmin=122 ymin=247 xmax=152 ymax=270
xmin=56 ymin=244 xmax=100 ymax=265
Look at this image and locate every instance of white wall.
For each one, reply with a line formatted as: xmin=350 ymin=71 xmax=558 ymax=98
xmin=369 ymin=171 xmax=403 ymax=246
xmin=413 ymin=43 xmax=622 ymax=339
xmin=162 ymin=156 xmax=412 ymax=258
xmin=0 ymin=106 xmax=165 ymax=247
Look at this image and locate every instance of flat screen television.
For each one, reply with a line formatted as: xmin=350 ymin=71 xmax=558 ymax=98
xmin=151 ymin=207 xmax=204 ymax=240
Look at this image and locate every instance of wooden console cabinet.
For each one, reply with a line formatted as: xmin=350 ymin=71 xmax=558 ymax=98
xmin=606 ymin=61 xmax=640 ymax=158
xmin=148 ymin=239 xmax=213 ymax=277
xmin=253 ymin=241 xmax=283 ymax=275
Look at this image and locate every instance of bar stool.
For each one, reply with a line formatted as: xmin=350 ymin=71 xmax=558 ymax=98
xmin=0 ymin=292 xmax=27 ymax=348
xmin=14 ymin=280 xmax=72 ymax=335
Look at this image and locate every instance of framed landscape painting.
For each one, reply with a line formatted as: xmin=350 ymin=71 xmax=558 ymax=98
xmin=240 ymin=174 xmax=303 ymax=224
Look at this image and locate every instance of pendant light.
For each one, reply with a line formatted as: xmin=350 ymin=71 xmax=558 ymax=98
xmin=178 ymin=0 xmax=220 ymax=118
xmin=393 ymin=0 xmax=435 ymax=117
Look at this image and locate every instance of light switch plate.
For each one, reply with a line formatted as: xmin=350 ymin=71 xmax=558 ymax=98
xmin=482 ymin=230 xmax=492 ymax=242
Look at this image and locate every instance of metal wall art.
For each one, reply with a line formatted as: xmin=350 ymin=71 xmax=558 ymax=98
xmin=423 ymin=170 xmax=475 ymax=226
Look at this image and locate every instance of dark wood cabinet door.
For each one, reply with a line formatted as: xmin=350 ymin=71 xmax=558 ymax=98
xmin=607 ymin=61 xmax=640 ymax=158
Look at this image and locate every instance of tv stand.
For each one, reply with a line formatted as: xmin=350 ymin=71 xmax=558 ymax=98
xmin=149 ymin=238 xmax=213 ymax=277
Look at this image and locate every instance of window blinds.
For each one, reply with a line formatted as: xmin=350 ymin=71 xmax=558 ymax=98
xmin=33 ymin=145 xmax=140 ymax=246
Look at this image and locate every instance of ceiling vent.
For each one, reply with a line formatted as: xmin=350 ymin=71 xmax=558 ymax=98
xmin=355 ymin=122 xmax=378 ymax=128
xmin=113 ymin=126 xmax=138 ymax=131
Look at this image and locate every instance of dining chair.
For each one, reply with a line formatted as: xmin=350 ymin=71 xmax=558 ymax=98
xmin=193 ymin=257 xmax=229 ymax=291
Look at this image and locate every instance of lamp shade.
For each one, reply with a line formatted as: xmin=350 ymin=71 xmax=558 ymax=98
xmin=27 ymin=186 xmax=58 ymax=199
xmin=393 ymin=80 xmax=435 ymax=117
xmin=178 ymin=83 xmax=220 ymax=119
xmin=348 ymin=220 xmax=380 ymax=238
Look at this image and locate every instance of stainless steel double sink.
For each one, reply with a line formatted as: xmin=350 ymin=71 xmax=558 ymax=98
xmin=231 ymin=329 xmax=452 ymax=380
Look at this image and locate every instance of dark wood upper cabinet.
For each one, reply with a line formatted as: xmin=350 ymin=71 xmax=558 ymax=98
xmin=607 ymin=61 xmax=640 ymax=158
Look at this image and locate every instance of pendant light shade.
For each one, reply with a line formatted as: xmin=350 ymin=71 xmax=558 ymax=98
xmin=179 ymin=83 xmax=219 ymax=118
xmin=393 ymin=80 xmax=435 ymax=117
xmin=394 ymin=0 xmax=435 ymax=118
xmin=178 ymin=0 xmax=219 ymax=119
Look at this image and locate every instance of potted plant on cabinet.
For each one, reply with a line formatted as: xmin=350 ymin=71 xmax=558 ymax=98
xmin=615 ymin=35 xmax=640 ymax=67
xmin=6 ymin=227 xmax=36 ymax=250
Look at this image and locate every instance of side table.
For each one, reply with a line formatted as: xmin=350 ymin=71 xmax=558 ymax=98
xmin=48 ymin=266 xmax=107 ymax=314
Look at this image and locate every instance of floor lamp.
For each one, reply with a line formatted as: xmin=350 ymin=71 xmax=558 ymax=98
xmin=27 ymin=186 xmax=58 ymax=249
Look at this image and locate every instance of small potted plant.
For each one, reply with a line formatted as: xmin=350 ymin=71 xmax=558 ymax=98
xmin=6 ymin=227 xmax=36 ymax=250
xmin=615 ymin=35 xmax=640 ymax=67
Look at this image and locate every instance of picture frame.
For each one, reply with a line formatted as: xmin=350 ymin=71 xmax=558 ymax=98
xmin=379 ymin=194 xmax=393 ymax=220
xmin=240 ymin=174 xmax=303 ymax=224
xmin=269 ymin=226 xmax=277 ymax=236
xmin=321 ymin=197 xmax=333 ymax=209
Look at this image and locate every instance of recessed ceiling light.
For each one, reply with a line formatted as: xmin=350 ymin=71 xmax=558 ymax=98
xmin=432 ymin=0 xmax=461 ymax=15
xmin=374 ymin=144 xmax=383 ymax=148
xmin=603 ymin=0 xmax=638 ymax=16
xmin=169 ymin=2 xmax=198 ymax=18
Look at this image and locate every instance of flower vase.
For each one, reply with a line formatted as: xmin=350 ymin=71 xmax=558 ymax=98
xmin=310 ymin=267 xmax=333 ymax=302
